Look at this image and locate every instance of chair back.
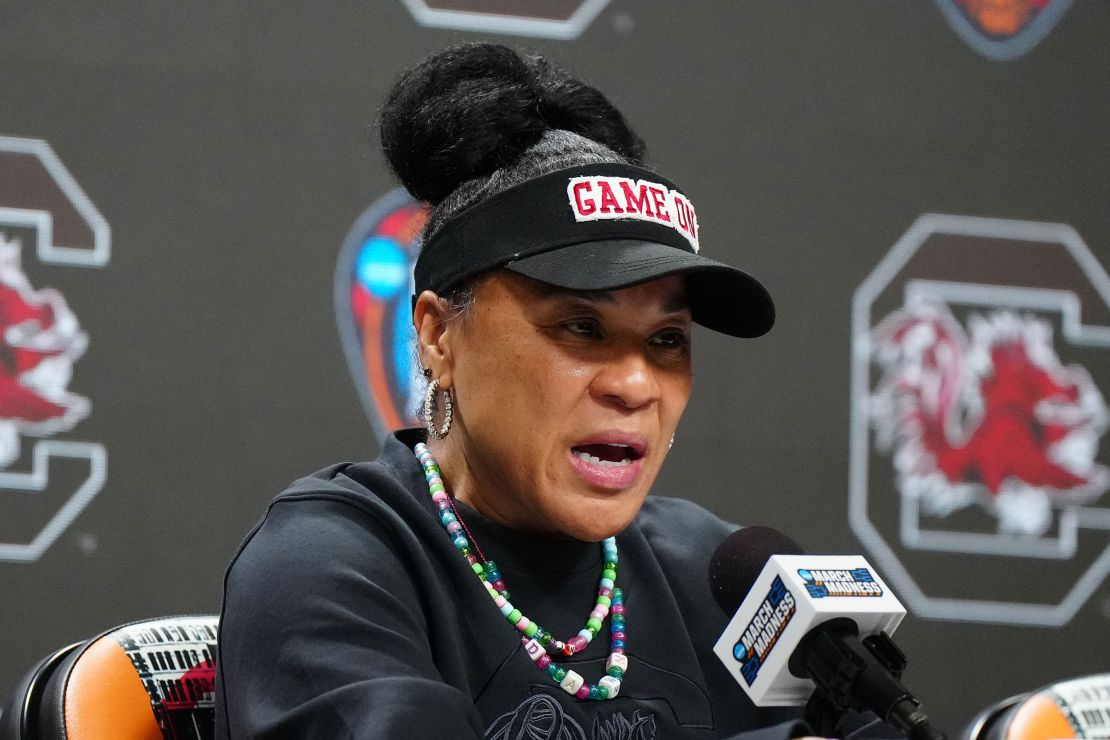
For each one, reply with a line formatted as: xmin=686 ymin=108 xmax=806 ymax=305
xmin=1 ymin=615 xmax=218 ymax=740
xmin=963 ymin=673 xmax=1110 ymax=740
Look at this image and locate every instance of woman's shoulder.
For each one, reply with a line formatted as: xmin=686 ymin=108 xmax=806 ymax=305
xmin=637 ymin=495 xmax=737 ymax=536
xmin=265 ymin=431 xmax=428 ymax=520
xmin=633 ymin=495 xmax=738 ymax=565
xmin=226 ymin=433 xmax=433 ymax=578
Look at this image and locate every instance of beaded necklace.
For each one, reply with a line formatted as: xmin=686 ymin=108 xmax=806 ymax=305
xmin=415 ymin=442 xmax=628 ymax=701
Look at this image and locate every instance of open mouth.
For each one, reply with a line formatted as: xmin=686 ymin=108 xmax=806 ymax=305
xmin=570 ymin=443 xmax=643 ymax=468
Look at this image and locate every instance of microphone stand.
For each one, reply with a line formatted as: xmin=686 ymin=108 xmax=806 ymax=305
xmin=787 ymin=618 xmax=947 ymax=740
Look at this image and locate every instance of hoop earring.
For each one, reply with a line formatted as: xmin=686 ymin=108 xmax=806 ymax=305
xmin=424 ymin=378 xmax=453 ymax=440
xmin=668 ymin=435 xmax=675 ymax=451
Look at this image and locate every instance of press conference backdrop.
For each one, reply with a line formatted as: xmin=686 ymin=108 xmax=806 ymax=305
xmin=1 ymin=1 xmax=1108 ymax=731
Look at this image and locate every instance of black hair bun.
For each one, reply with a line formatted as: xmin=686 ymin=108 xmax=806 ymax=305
xmin=380 ymin=42 xmax=645 ymax=204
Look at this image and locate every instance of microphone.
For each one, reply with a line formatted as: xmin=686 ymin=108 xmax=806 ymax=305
xmin=709 ymin=527 xmax=946 ymax=740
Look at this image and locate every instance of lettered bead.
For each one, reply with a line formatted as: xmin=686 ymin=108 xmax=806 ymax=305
xmin=606 ymin=653 xmax=628 ymax=673
xmin=559 ymin=670 xmax=584 ymax=695
xmin=523 ymin=639 xmax=545 ymax=662
xmin=599 ymin=675 xmax=621 ymax=699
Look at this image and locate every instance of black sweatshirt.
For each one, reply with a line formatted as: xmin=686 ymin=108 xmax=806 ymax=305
xmin=214 ymin=429 xmax=811 ymax=739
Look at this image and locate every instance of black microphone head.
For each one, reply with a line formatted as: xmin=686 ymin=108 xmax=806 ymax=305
xmin=708 ymin=526 xmax=805 ymax=615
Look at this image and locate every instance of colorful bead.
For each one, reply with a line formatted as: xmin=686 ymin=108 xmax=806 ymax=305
xmin=524 ymin=622 xmax=539 ymax=638
xmin=606 ymin=654 xmax=628 ymax=673
xmin=537 ymin=654 xmax=552 ymax=670
xmin=599 ymin=676 xmax=621 ymax=699
xmin=515 ymin=616 xmax=530 ymax=631
xmin=523 ymin=639 xmax=544 ymax=661
xmin=507 ymin=609 xmax=522 ymax=624
xmin=559 ymin=670 xmax=584 ymax=695
xmin=575 ymin=684 xmax=591 ymax=700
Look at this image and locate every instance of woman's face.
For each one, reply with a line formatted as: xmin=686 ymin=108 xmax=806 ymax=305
xmin=421 ymin=271 xmax=693 ymax=541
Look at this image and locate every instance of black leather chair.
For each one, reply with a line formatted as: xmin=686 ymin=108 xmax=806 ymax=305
xmin=0 ymin=615 xmax=218 ymax=740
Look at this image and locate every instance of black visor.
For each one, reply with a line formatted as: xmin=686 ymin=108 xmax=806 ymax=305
xmin=414 ymin=163 xmax=774 ymax=338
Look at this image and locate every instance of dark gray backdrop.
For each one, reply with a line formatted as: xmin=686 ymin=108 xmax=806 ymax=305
xmin=1 ymin=1 xmax=1108 ymax=732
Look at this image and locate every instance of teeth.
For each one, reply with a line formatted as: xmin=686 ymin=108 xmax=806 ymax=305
xmin=573 ymin=450 xmax=632 ymax=467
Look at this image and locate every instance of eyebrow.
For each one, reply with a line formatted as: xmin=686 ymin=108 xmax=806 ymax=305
xmin=533 ymin=283 xmax=691 ymax=314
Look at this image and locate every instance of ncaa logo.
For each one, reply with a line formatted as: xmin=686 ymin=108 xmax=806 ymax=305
xmin=850 ymin=214 xmax=1110 ymax=625
xmin=0 ymin=136 xmax=108 ymax=563
xmin=933 ymin=0 xmax=1073 ymax=61
xmin=335 ymin=190 xmax=428 ymax=440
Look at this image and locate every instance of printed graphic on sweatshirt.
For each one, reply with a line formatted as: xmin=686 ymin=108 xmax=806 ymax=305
xmin=484 ymin=694 xmax=657 ymax=740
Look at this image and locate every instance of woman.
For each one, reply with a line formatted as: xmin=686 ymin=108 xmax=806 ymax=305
xmin=215 ymin=43 xmax=815 ymax=739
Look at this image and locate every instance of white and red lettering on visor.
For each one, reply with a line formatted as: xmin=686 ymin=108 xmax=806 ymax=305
xmin=567 ymin=176 xmax=700 ymax=253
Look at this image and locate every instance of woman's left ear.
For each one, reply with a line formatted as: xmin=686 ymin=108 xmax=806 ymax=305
xmin=413 ymin=290 xmax=455 ymax=386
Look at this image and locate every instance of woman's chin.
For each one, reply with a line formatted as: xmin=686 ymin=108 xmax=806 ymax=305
xmin=553 ymin=499 xmax=641 ymax=542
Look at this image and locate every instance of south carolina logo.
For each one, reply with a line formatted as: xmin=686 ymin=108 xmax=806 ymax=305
xmin=399 ymin=0 xmax=611 ymax=40
xmin=334 ymin=190 xmax=427 ymax=440
xmin=933 ymin=0 xmax=1073 ymax=61
xmin=851 ymin=214 xmax=1110 ymax=626
xmin=0 ymin=135 xmax=108 ymax=563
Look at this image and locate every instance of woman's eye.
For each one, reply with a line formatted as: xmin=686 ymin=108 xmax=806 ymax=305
xmin=564 ymin=320 xmax=601 ymax=338
xmin=652 ymin=330 xmax=689 ymax=349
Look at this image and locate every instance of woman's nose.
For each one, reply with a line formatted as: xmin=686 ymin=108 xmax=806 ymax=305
xmin=591 ymin=349 xmax=661 ymax=411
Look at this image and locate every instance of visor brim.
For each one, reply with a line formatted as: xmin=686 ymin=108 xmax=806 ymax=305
xmin=504 ymin=239 xmax=774 ymax=338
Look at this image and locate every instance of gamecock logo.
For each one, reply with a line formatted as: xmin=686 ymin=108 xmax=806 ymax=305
xmin=871 ymin=300 xmax=1108 ymax=536
xmin=851 ymin=214 xmax=1110 ymax=626
xmin=933 ymin=0 xmax=1073 ymax=61
xmin=0 ymin=135 xmax=108 ymax=563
